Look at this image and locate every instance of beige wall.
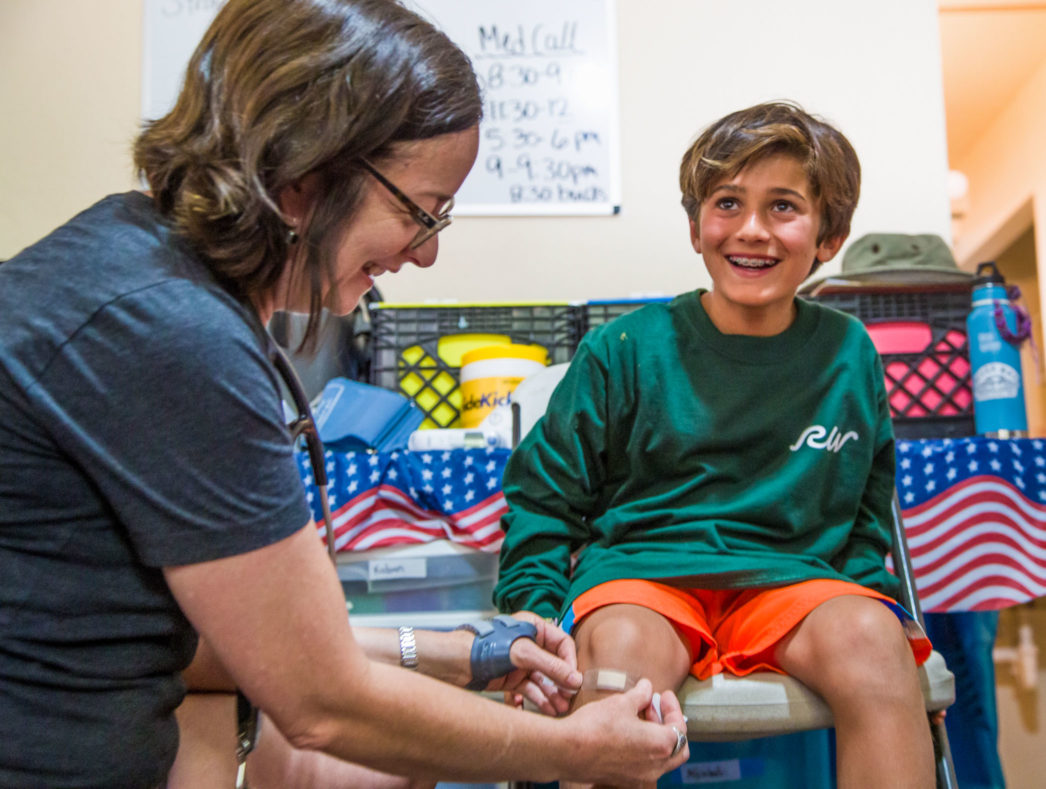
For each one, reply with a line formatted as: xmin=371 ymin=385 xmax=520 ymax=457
xmin=1 ymin=0 xmax=952 ymax=302
xmin=952 ymin=50 xmax=1046 ymax=279
xmin=0 ymin=0 xmax=143 ymax=258
xmin=952 ymin=52 xmax=1046 ymax=438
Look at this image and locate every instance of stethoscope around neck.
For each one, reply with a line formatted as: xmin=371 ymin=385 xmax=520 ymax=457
xmin=266 ymin=336 xmax=337 ymax=562
xmin=232 ymin=335 xmax=338 ymax=788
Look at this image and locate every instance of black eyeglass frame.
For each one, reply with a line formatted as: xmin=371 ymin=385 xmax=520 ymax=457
xmin=359 ymin=158 xmax=453 ymax=249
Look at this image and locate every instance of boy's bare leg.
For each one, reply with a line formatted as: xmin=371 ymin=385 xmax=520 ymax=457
xmin=773 ymin=595 xmax=934 ymax=789
xmin=563 ymin=603 xmax=694 ymax=789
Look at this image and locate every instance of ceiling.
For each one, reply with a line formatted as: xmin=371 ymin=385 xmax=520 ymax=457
xmin=939 ymin=1 xmax=1046 ymax=161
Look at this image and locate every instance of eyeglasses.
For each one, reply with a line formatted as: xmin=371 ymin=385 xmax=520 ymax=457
xmin=359 ymin=158 xmax=454 ymax=249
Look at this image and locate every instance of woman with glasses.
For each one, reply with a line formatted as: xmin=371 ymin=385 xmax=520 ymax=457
xmin=0 ymin=1 xmax=688 ymax=787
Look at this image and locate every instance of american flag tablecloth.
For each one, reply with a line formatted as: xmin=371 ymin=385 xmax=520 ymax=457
xmin=896 ymin=437 xmax=1046 ymax=612
xmin=300 ymin=438 xmax=1046 ymax=612
xmin=299 ymin=448 xmax=511 ymax=553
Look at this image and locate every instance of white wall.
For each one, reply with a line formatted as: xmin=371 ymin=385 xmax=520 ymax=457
xmin=0 ymin=0 xmax=952 ymax=304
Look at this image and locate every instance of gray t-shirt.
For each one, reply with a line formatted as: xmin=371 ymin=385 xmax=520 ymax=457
xmin=0 ymin=192 xmax=311 ymax=787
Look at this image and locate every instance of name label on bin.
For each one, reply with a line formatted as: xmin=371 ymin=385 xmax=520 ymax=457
xmin=367 ymin=559 xmax=428 ymax=582
xmin=680 ymin=760 xmax=742 ymax=784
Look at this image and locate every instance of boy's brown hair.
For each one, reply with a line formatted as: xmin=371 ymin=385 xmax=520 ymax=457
xmin=680 ymin=101 xmax=860 ymax=255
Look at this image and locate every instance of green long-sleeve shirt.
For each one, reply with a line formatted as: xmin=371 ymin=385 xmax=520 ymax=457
xmin=493 ymin=291 xmax=898 ymax=620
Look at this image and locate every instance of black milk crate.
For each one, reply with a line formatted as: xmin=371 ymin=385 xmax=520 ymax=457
xmin=578 ymin=297 xmax=674 ymax=337
xmin=804 ymin=286 xmax=975 ymax=440
xmin=368 ymin=303 xmax=580 ymax=428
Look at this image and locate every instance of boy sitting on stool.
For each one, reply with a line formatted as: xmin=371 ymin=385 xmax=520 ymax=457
xmin=494 ymin=101 xmax=935 ymax=789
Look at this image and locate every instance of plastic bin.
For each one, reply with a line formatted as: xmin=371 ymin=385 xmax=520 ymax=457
xmin=803 ymin=287 xmax=975 ymax=439
xmin=369 ymin=303 xmax=579 ymax=428
xmin=657 ymin=731 xmax=835 ymax=788
xmin=527 ymin=730 xmax=834 ymax=788
xmin=337 ymin=547 xmax=497 ymax=617
xmin=578 ymin=297 xmax=674 ymax=338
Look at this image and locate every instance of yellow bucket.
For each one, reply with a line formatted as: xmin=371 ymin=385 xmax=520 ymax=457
xmin=459 ymin=344 xmax=548 ymax=428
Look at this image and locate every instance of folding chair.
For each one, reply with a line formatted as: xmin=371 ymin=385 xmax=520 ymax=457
xmin=507 ymin=368 xmax=959 ymax=789
xmin=677 ymin=491 xmax=957 ymax=788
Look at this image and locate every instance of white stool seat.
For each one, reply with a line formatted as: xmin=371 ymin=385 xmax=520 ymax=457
xmin=680 ymin=649 xmax=955 ymax=741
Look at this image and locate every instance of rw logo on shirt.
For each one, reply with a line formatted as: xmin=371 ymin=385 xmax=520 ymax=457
xmin=789 ymin=425 xmax=859 ymax=453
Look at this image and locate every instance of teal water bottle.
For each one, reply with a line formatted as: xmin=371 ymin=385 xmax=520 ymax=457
xmin=966 ymin=262 xmax=1030 ymax=438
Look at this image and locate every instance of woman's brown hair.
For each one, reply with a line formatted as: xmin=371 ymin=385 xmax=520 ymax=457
xmin=134 ymin=0 xmax=481 ymax=341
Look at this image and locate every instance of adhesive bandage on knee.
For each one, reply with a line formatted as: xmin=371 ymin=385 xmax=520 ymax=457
xmin=581 ymin=669 xmax=668 ymax=722
xmin=582 ymin=667 xmax=637 ymax=692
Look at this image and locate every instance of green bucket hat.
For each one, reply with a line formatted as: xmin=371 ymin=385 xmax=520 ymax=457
xmin=804 ymin=233 xmax=972 ymax=291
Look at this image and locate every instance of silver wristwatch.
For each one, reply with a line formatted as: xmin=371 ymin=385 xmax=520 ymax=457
xmin=397 ymin=625 xmax=419 ymax=670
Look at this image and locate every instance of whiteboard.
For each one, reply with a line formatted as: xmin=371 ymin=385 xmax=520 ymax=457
xmin=141 ymin=0 xmax=621 ymax=215
xmin=141 ymin=0 xmax=226 ymax=123
xmin=410 ymin=0 xmax=621 ymax=215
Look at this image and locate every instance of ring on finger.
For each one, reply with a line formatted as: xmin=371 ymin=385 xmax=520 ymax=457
xmin=670 ymin=724 xmax=687 ymax=757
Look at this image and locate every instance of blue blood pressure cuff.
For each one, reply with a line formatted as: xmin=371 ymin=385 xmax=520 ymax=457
xmin=456 ymin=615 xmax=537 ymax=691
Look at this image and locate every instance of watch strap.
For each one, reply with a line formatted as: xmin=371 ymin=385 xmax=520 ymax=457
xmin=397 ymin=625 xmax=419 ymax=670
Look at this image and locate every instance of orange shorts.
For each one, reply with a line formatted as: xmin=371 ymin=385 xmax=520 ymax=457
xmin=564 ymin=578 xmax=932 ymax=680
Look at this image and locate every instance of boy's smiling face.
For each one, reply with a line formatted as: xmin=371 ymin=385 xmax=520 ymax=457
xmin=690 ymin=153 xmax=845 ymax=336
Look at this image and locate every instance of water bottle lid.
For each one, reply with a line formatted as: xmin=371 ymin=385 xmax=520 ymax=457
xmin=973 ymin=261 xmax=1005 ymax=287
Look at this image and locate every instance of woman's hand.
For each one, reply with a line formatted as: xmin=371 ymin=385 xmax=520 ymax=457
xmin=558 ymin=678 xmax=690 ymax=787
xmin=481 ymin=611 xmax=581 ymax=715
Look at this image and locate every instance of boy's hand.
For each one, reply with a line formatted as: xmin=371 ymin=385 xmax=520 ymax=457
xmin=483 ymin=611 xmax=581 ymax=715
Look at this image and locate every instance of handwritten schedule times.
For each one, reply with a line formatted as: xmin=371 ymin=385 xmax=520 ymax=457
xmin=414 ymin=1 xmax=620 ymax=215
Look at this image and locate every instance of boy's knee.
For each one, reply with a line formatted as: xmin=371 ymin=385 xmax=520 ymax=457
xmin=782 ymin=600 xmax=923 ymax=712
xmin=575 ymin=604 xmax=687 ymax=672
xmin=815 ymin=599 xmax=915 ymax=683
xmin=576 ymin=607 xmax=649 ymax=663
xmin=803 ymin=594 xmax=912 ymax=669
